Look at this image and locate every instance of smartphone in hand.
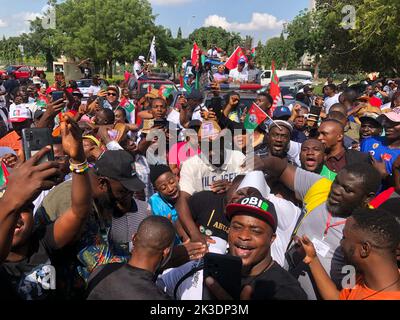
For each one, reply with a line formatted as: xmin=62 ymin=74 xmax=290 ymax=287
xmin=22 ymin=128 xmax=55 ymax=163
xmin=51 ymin=91 xmax=64 ymax=102
xmin=203 ymin=253 xmax=242 ymax=300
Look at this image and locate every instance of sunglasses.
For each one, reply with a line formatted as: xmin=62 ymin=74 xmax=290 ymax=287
xmin=107 ymin=92 xmax=117 ymax=96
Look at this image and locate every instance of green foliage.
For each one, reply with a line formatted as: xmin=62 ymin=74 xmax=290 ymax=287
xmin=258 ymin=35 xmax=298 ymax=70
xmin=188 ymin=26 xmax=242 ymax=53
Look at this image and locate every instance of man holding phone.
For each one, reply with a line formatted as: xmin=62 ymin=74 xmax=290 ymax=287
xmin=205 ymin=196 xmax=307 ymax=300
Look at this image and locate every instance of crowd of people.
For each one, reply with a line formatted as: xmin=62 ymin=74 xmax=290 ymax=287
xmin=0 ymin=51 xmax=399 ymax=301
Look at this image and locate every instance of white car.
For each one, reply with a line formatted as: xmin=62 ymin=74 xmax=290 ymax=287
xmin=261 ymin=70 xmax=313 ymax=86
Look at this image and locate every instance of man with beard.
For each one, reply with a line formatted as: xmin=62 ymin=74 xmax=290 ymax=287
xmin=317 ymin=119 xmax=369 ymax=173
xmin=0 ymin=115 xmax=92 ymax=300
xmin=299 ymin=208 xmax=400 ymax=300
xmin=248 ymin=155 xmax=382 ymax=299
xmin=34 ymin=150 xmax=150 ymax=295
xmin=176 ymin=122 xmax=246 ymax=245
xmin=300 ymin=139 xmax=337 ymax=181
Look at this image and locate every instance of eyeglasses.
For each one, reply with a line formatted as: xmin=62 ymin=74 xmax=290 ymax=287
xmin=107 ymin=92 xmax=117 ymax=97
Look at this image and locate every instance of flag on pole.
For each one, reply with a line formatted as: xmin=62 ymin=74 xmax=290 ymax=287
xmin=149 ymin=36 xmax=157 ymax=67
xmin=191 ymin=42 xmax=200 ymax=67
xmin=119 ymin=98 xmax=136 ymax=124
xmin=269 ymin=61 xmax=281 ymax=115
xmin=251 ymin=48 xmax=256 ymax=58
xmin=0 ymin=162 xmax=9 ymax=187
xmin=244 ymin=103 xmax=268 ymax=130
xmin=225 ymin=47 xmax=248 ymax=70
xmin=158 ymin=85 xmax=174 ymax=99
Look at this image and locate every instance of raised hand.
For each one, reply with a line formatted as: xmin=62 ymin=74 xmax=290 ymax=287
xmin=61 ymin=114 xmax=85 ymax=162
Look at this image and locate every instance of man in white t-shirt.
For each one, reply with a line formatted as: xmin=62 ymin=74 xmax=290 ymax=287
xmin=176 ymin=121 xmax=246 ymax=244
xmin=228 ymin=58 xmax=248 ymax=84
xmin=88 ymin=76 xmax=101 ymax=97
xmin=207 ymin=46 xmax=218 ymax=58
xmin=323 ymin=84 xmax=340 ymax=113
xmin=133 ymin=56 xmax=146 ymax=79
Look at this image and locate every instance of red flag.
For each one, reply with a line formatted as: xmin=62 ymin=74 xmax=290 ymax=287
xmin=191 ymin=42 xmax=200 ymax=67
xmin=244 ymin=103 xmax=268 ymax=130
xmin=269 ymin=61 xmax=281 ymax=115
xmin=225 ymin=47 xmax=247 ymax=70
xmin=0 ymin=161 xmax=9 ymax=187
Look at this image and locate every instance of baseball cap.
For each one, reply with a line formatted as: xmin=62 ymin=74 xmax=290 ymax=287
xmin=273 ymin=106 xmax=291 ymax=119
xmin=238 ymin=57 xmax=246 ymax=64
xmin=226 ymin=196 xmax=278 ymax=232
xmin=9 ymin=104 xmax=32 ymax=123
xmin=268 ymin=120 xmax=293 ymax=134
xmin=387 ymin=80 xmax=395 ymax=85
xmin=32 ymin=76 xmax=41 ymax=85
xmin=94 ymin=150 xmax=146 ymax=192
xmin=378 ymin=107 xmax=400 ymax=123
xmin=138 ymin=56 xmax=146 ymax=62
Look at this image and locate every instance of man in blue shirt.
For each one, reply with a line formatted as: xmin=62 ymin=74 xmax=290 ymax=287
xmin=361 ymin=107 xmax=400 ymax=175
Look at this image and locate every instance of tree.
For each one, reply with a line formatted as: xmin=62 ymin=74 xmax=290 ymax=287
xmin=177 ymin=27 xmax=182 ymax=39
xmin=52 ymin=0 xmax=156 ymax=77
xmin=188 ymin=26 xmax=242 ymax=54
xmin=259 ymin=35 xmax=298 ymax=70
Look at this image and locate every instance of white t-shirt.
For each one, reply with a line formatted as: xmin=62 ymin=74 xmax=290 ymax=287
xmin=288 ymin=141 xmax=302 ymax=167
xmin=179 ymin=149 xmax=246 ymax=195
xmin=268 ymin=194 xmax=301 ymax=267
xmin=207 ymin=49 xmax=218 ymax=57
xmin=229 ymin=68 xmax=248 ymax=83
xmin=133 ymin=61 xmax=143 ymax=79
xmin=88 ymin=85 xmax=101 ymax=96
xmin=323 ymin=93 xmax=340 ymax=113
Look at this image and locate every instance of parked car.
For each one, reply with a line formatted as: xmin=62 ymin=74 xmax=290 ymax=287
xmin=0 ymin=65 xmax=44 ymax=80
xmin=76 ymin=78 xmax=109 ymax=99
xmin=260 ymin=70 xmax=313 ymax=87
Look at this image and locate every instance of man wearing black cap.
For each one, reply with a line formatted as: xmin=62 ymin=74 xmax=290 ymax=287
xmin=35 ymin=150 xmax=150 ymax=296
xmin=205 ymin=196 xmax=307 ymax=300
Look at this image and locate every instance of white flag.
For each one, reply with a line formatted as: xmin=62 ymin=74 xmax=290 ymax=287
xmin=149 ymin=36 xmax=157 ymax=67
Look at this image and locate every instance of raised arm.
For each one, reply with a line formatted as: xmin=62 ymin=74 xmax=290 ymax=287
xmin=299 ymin=235 xmax=340 ymax=300
xmin=53 ymin=115 xmax=92 ymax=248
xmin=0 ymin=147 xmax=61 ymax=263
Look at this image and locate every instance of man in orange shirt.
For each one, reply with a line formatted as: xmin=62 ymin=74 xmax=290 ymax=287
xmin=0 ymin=104 xmax=33 ymax=158
xmin=299 ymin=208 xmax=400 ymax=300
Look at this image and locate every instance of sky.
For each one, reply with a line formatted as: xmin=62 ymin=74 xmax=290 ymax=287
xmin=0 ymin=0 xmax=311 ymax=44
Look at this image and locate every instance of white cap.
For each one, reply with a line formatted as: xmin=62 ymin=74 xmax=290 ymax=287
xmin=9 ymin=104 xmax=32 ymax=123
xmin=388 ymin=80 xmax=395 ymax=85
xmin=138 ymin=55 xmax=146 ymax=62
xmin=237 ymin=171 xmax=271 ymax=199
xmin=32 ymin=76 xmax=41 ymax=84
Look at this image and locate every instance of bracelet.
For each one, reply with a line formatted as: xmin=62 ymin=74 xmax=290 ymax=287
xmin=70 ymin=162 xmax=89 ymax=174
xmin=69 ymin=159 xmax=88 ymax=169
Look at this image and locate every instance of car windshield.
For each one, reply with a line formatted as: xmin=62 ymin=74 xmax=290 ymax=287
xmin=76 ymin=80 xmax=93 ymax=87
xmin=6 ymin=66 xmax=18 ymax=73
